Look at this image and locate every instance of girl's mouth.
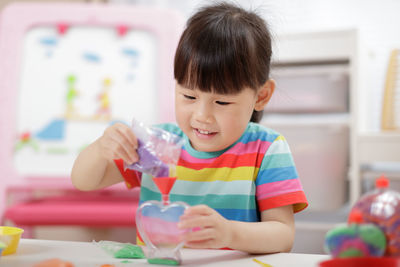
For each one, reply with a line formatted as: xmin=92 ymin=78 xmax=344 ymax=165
xmin=194 ymin=128 xmax=217 ymax=139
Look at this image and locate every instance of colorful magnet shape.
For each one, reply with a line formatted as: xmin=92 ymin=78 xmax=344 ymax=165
xmin=57 ymin=23 xmax=68 ymax=35
xmin=117 ymin=25 xmax=128 ymax=36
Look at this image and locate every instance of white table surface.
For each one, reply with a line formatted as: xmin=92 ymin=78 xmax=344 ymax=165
xmin=1 ymin=239 xmax=330 ymax=267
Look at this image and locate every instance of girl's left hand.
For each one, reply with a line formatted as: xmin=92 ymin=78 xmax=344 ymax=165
xmin=178 ymin=205 xmax=233 ymax=249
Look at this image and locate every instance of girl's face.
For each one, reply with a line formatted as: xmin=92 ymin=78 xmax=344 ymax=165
xmin=175 ymin=83 xmax=259 ymax=152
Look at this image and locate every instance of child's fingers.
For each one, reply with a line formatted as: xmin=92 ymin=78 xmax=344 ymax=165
xmin=178 ymin=205 xmax=216 ymax=230
xmin=116 ymin=124 xmax=138 ymax=148
xmin=183 ymin=228 xmax=214 ymax=243
xmin=105 ymin=126 xmax=137 ymax=163
xmin=114 ymin=124 xmax=139 ymax=164
xmin=102 ymin=133 xmax=136 ymax=164
xmin=115 ymin=137 xmax=138 ymax=163
xmin=178 ymin=215 xmax=211 ymax=229
xmin=115 ymin=144 xmax=137 ymax=164
xmin=106 ymin=123 xmax=137 ymax=148
xmin=183 ymin=205 xmax=213 ymax=216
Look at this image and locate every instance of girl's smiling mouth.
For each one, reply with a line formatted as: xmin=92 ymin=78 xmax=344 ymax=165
xmin=193 ymin=128 xmax=217 ymax=138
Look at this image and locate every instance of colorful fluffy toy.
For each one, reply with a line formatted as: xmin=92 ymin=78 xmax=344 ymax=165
xmin=324 ymin=210 xmax=386 ymax=258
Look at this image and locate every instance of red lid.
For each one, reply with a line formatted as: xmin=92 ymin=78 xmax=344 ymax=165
xmin=348 ymin=209 xmax=363 ymax=224
xmin=375 ymin=174 xmax=389 ymax=189
xmin=319 ymin=257 xmax=400 ymax=267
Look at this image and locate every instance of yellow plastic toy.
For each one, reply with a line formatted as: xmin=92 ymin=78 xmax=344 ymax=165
xmin=0 ymin=226 xmax=24 ymax=255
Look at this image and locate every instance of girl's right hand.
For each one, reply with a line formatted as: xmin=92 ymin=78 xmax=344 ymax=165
xmin=97 ymin=122 xmax=139 ymax=165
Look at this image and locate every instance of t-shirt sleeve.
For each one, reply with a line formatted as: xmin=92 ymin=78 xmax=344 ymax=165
xmin=256 ymin=135 xmax=308 ymax=213
xmin=114 ymin=158 xmax=141 ymax=189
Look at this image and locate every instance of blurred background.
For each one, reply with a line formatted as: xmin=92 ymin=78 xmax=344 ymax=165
xmin=1 ymin=0 xmax=399 ymax=254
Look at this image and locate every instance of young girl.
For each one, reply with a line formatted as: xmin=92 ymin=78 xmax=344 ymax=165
xmin=71 ymin=2 xmax=307 ymax=254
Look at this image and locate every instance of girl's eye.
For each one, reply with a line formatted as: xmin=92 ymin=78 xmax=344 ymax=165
xmin=183 ymin=94 xmax=196 ymax=100
xmin=216 ymin=101 xmax=231 ymax=105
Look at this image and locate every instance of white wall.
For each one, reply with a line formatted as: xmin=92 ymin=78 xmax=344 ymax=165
xmin=112 ymin=0 xmax=400 ymax=132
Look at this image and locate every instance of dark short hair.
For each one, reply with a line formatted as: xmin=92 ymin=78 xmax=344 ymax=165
xmin=174 ymin=2 xmax=272 ymax=122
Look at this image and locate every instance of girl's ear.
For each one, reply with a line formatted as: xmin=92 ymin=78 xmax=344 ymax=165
xmin=254 ymin=79 xmax=275 ymax=111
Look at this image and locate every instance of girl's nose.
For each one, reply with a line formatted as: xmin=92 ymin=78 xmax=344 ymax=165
xmin=194 ymin=102 xmax=213 ymax=124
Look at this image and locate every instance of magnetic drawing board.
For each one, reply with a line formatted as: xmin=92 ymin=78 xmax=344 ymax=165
xmin=16 ymin=26 xmax=158 ymax=176
xmin=0 ymin=3 xmax=183 ymax=179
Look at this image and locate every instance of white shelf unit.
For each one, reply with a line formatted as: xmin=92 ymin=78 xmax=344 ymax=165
xmin=261 ymin=29 xmax=360 ymax=253
xmin=355 ymin=131 xmax=400 ymax=194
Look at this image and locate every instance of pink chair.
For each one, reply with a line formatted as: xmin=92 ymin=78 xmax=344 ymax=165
xmin=0 ymin=3 xmax=181 ymax=238
xmin=4 ymin=181 xmax=140 ymax=237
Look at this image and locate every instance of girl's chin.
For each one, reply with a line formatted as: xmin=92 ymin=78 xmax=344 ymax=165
xmin=191 ymin=141 xmax=226 ymax=152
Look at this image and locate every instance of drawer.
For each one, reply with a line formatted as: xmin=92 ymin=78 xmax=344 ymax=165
xmin=266 ymin=64 xmax=349 ymax=113
xmin=264 ymin=121 xmax=350 ymax=211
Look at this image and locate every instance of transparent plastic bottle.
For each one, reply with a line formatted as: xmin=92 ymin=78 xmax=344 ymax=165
xmin=350 ymin=175 xmax=400 ymax=256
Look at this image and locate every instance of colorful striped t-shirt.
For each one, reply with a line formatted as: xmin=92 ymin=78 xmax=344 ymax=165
xmin=116 ymin=122 xmax=308 ymax=223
